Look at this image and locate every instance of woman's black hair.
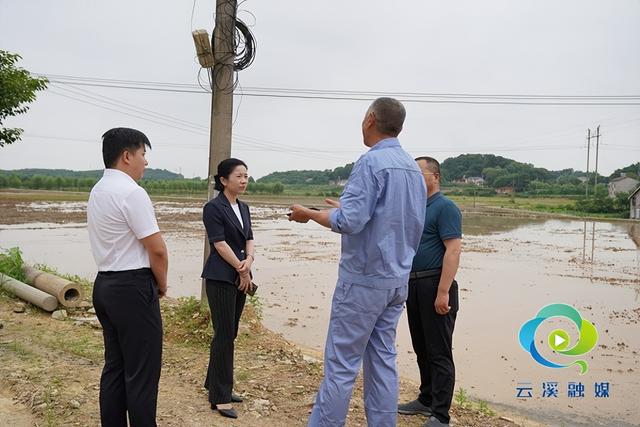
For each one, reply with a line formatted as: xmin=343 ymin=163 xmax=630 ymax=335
xmin=214 ymin=158 xmax=248 ymax=191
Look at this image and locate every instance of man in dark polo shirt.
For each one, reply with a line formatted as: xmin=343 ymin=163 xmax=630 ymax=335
xmin=398 ymin=156 xmax=462 ymax=427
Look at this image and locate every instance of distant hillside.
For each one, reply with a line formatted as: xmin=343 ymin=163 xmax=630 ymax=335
xmin=257 ymin=154 xmax=640 ymax=193
xmin=258 ymin=163 xmax=354 ymax=185
xmin=0 ymin=168 xmax=184 ymax=180
xmin=609 ymin=162 xmax=639 ymax=180
xmin=440 ymin=154 xmax=605 ymax=190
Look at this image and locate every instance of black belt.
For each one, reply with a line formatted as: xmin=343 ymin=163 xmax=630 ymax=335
xmin=409 ymin=268 xmax=442 ymax=280
xmin=98 ymin=267 xmax=152 ymax=276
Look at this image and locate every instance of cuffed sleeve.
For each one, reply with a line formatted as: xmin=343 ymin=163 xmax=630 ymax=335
xmin=203 ymin=202 xmax=225 ymax=243
xmin=122 ymin=187 xmax=160 ymax=240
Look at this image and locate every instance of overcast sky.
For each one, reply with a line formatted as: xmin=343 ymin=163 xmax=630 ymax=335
xmin=1 ymin=0 xmax=639 ymax=179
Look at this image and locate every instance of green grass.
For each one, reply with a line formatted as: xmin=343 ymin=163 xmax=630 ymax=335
xmin=48 ymin=334 xmax=103 ymax=362
xmin=163 ymin=296 xmax=213 ymax=349
xmin=0 ymin=247 xmax=27 ymax=282
xmin=43 ymin=377 xmax=63 ymax=427
xmin=247 ymin=294 xmax=263 ymax=320
xmin=0 ymin=339 xmax=35 ymax=358
xmin=478 ymin=400 xmax=496 ymax=417
xmin=454 ymin=388 xmax=498 ymax=417
xmin=454 ymin=387 xmax=470 ymax=408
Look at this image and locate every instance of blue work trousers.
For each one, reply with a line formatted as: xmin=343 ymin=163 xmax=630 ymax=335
xmin=308 ymin=280 xmax=408 ymax=427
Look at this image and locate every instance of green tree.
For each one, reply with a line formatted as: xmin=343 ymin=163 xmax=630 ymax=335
xmin=0 ymin=50 xmax=48 ymax=147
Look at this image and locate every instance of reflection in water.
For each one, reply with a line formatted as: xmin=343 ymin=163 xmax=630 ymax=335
xmin=629 ymin=223 xmax=640 ymax=281
xmin=461 ymin=214 xmax=546 ymax=236
xmin=580 ymin=220 xmax=597 ymax=265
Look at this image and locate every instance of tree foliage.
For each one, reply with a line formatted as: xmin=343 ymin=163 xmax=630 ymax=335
xmin=609 ymin=162 xmax=640 ymax=180
xmin=574 ymin=189 xmax=630 ymax=217
xmin=0 ymin=167 xmax=183 ymax=180
xmin=0 ymin=50 xmax=48 ymax=147
xmin=441 ymin=154 xmax=607 ymax=192
xmin=258 ymin=163 xmax=354 ymax=185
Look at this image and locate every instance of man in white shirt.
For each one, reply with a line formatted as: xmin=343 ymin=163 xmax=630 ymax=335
xmin=87 ymin=127 xmax=168 ymax=427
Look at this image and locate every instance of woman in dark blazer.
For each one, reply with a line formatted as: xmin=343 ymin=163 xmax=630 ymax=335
xmin=201 ymin=158 xmax=254 ymax=419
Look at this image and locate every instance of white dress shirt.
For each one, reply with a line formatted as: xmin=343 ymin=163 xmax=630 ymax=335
xmin=231 ymin=203 xmax=243 ymax=227
xmin=87 ymin=168 xmax=160 ymax=271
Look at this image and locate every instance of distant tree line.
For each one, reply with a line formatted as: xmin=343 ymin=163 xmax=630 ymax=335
xmin=573 ymin=188 xmax=631 ymax=217
xmin=440 ymin=154 xmax=615 ymax=194
xmin=0 ymin=173 xmax=285 ymax=195
xmin=0 ymin=168 xmax=184 ymax=180
xmin=258 ymin=163 xmax=354 ymax=185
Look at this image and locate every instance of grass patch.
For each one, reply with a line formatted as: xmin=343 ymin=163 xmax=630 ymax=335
xmin=478 ymin=400 xmax=496 ymax=417
xmin=47 ymin=333 xmax=103 ymax=362
xmin=163 ymin=297 xmax=212 ymax=349
xmin=247 ymin=294 xmax=263 ymax=321
xmin=0 ymin=247 xmax=27 ymax=282
xmin=454 ymin=387 xmax=498 ymax=417
xmin=235 ymin=369 xmax=250 ymax=382
xmin=454 ymin=387 xmax=471 ymax=408
xmin=43 ymin=377 xmax=63 ymax=427
xmin=0 ymin=339 xmax=35 ymax=358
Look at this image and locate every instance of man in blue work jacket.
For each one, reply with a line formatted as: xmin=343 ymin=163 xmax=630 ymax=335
xmin=289 ymin=97 xmax=426 ymax=427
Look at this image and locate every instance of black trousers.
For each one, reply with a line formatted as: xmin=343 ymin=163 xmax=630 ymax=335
xmin=204 ymin=279 xmax=246 ymax=404
xmin=406 ymin=274 xmax=458 ymax=424
xmin=93 ymin=268 xmax=163 ymax=427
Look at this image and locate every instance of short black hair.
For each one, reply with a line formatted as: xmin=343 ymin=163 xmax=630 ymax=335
xmin=102 ymin=128 xmax=151 ymax=168
xmin=369 ymin=97 xmax=406 ymax=137
xmin=214 ymin=158 xmax=248 ymax=191
xmin=415 ymin=156 xmax=441 ymax=175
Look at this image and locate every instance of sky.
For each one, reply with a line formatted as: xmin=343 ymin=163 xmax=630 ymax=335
xmin=1 ymin=0 xmax=639 ymax=179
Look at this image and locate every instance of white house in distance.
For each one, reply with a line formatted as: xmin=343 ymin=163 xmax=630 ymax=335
xmin=453 ymin=176 xmax=485 ymax=186
xmin=608 ymin=173 xmax=639 ymax=198
xmin=629 ymin=186 xmax=640 ymax=219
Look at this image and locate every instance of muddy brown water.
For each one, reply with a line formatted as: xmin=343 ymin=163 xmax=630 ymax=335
xmin=1 ymin=201 xmax=639 ymax=427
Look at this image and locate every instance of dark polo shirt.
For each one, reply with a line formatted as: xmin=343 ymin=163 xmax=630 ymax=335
xmin=411 ymin=192 xmax=462 ymax=271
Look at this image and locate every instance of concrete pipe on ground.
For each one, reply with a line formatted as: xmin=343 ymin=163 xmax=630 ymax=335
xmin=0 ymin=273 xmax=59 ymax=312
xmin=22 ymin=266 xmax=84 ymax=308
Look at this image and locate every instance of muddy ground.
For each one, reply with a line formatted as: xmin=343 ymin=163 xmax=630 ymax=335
xmin=0 ymin=191 xmax=529 ymax=426
xmin=0 ymin=293 xmax=523 ymax=427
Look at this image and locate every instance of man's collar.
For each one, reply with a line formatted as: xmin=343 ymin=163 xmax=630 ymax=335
xmin=369 ymin=137 xmax=400 ymax=151
xmin=427 ymin=191 xmax=442 ymax=205
xmin=104 ymin=168 xmax=136 ymax=183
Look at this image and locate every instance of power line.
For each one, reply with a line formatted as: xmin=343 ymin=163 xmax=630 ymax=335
xmin=39 ymin=74 xmax=640 ymax=106
xmin=48 ymin=81 xmax=358 ymax=156
xmin=41 ymin=79 xmax=639 ymax=162
xmin=41 ymin=73 xmax=640 ymax=99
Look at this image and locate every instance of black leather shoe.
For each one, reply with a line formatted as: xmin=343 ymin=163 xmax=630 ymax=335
xmin=231 ymin=393 xmax=243 ymax=403
xmin=211 ymin=403 xmax=238 ymax=419
xmin=217 ymin=407 xmax=238 ymax=419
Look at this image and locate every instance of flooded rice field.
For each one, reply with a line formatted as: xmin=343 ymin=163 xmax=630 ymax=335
xmin=1 ymin=197 xmax=639 ymax=426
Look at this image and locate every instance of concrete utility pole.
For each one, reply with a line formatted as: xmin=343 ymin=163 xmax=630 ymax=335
xmin=201 ymin=0 xmax=238 ymax=301
xmin=208 ymin=0 xmax=238 ymax=197
xmin=593 ymin=125 xmax=601 ymax=194
xmin=585 ymin=128 xmax=591 ymax=197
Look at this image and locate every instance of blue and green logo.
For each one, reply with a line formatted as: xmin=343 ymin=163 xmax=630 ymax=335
xmin=518 ymin=303 xmax=598 ymax=374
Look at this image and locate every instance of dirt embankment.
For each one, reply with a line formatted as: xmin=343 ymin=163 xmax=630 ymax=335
xmin=0 ymin=291 xmax=522 ymax=427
